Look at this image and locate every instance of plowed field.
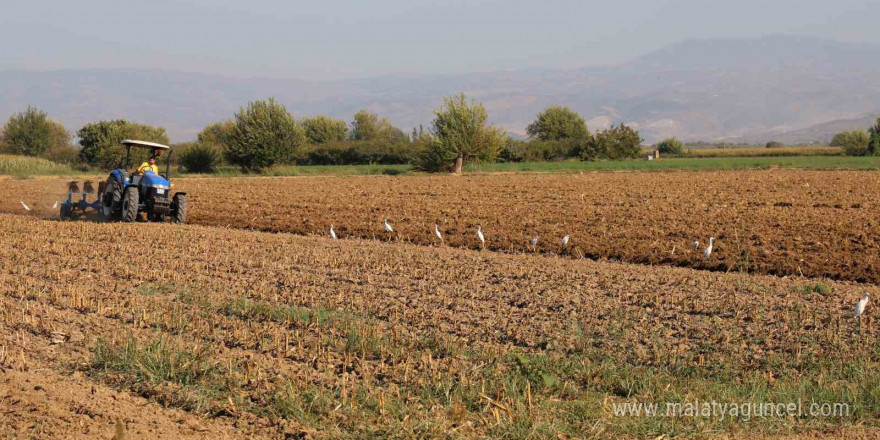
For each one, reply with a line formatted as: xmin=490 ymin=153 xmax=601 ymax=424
xmin=0 ymin=214 xmax=877 ymax=439
xmin=3 ymin=170 xmax=880 ymax=282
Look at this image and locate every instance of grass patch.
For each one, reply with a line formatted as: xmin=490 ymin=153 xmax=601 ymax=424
xmin=797 ymin=281 xmax=833 ymax=295
xmin=222 ymin=297 xmax=339 ymax=326
xmin=90 ymin=336 xmax=228 ymax=414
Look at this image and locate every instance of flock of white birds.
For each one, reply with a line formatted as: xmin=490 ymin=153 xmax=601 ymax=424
xmin=17 ymin=198 xmax=870 ymax=320
xmin=337 ymin=218 xmax=870 ymax=320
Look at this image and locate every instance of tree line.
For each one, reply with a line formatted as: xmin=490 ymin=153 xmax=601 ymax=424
xmin=0 ymin=95 xmax=649 ymax=173
xmin=829 ymin=118 xmax=880 ymax=156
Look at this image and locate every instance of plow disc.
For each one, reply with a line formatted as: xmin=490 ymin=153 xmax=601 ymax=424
xmin=60 ymin=181 xmax=105 ymax=219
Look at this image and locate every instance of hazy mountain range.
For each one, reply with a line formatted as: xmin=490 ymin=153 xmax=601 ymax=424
xmin=2 ymin=35 xmax=879 ymax=144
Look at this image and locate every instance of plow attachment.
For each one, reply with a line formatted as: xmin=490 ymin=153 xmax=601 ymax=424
xmin=60 ymin=181 xmax=105 ymax=219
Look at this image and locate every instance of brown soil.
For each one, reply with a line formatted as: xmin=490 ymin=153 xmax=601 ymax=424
xmin=0 ymin=212 xmax=877 ymax=439
xmin=2 ymin=170 xmax=879 ymax=283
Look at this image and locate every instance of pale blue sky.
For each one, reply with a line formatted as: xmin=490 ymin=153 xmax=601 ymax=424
xmin=2 ymin=0 xmax=878 ymax=79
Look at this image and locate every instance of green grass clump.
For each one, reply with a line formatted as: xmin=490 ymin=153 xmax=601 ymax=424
xmin=90 ymin=336 xmax=227 ymax=413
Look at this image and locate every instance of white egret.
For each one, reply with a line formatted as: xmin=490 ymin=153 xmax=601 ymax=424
xmin=530 ymin=235 xmax=539 ymax=246
xmin=855 ymin=292 xmax=869 ymax=319
xmin=384 ymin=218 xmax=394 ymax=233
xmin=476 ymin=225 xmax=485 ymax=248
xmin=561 ymin=235 xmax=570 ymax=251
xmin=691 ymin=239 xmax=700 ymax=251
xmin=330 ymin=225 xmax=337 ymax=240
xmin=52 ymin=201 xmax=58 ymax=209
xmin=20 ymin=201 xmax=30 ymax=212
xmin=434 ymin=224 xmax=443 ymax=242
xmin=703 ymin=237 xmax=715 ymax=259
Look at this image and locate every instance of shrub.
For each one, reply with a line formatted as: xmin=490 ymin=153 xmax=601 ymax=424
xmin=765 ymin=141 xmax=784 ymax=149
xmin=498 ymin=138 xmax=580 ymax=162
xmin=655 ymin=138 xmax=684 ymax=155
xmin=179 ymin=143 xmax=221 ymax=173
xmin=582 ymin=124 xmax=643 ymax=161
xmin=225 ymin=98 xmax=305 ymax=171
xmin=1 ymin=107 xmax=70 ymax=156
xmin=868 ymin=117 xmax=880 ymax=156
xmin=831 ymin=130 xmax=870 ymax=156
xmin=297 ymin=140 xmax=416 ymax=165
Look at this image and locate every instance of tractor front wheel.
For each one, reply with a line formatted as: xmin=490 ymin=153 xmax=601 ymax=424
xmin=172 ymin=193 xmax=187 ymax=224
xmin=121 ymin=187 xmax=139 ymax=222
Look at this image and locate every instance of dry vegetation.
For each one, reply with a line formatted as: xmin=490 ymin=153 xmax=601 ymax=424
xmin=0 ymin=210 xmax=878 ymax=439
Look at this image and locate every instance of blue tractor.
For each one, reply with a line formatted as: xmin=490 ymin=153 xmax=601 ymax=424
xmin=97 ymin=140 xmax=188 ymax=223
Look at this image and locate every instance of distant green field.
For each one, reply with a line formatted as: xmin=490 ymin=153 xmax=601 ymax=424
xmin=464 ymin=156 xmax=880 ymax=173
xmin=5 ymin=154 xmax=880 ymax=178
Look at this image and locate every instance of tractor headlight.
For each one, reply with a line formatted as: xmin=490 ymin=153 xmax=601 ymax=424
xmin=156 ymin=188 xmax=166 ymax=195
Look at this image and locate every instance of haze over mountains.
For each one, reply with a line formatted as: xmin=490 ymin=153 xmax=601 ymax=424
xmin=1 ymin=35 xmax=879 ymax=144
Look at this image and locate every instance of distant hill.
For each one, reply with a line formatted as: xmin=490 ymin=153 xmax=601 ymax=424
xmin=725 ymin=114 xmax=878 ymax=145
xmin=1 ymin=35 xmax=879 ymax=144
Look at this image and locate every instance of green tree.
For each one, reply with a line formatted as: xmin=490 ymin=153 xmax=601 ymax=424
xmin=867 ymin=117 xmax=880 ymax=156
xmin=765 ymin=141 xmax=784 ymax=149
xmin=526 ymin=106 xmax=590 ymax=142
xmin=0 ymin=107 xmax=70 ymax=156
xmin=583 ymin=124 xmax=643 ymax=161
xmin=197 ymin=120 xmax=234 ymax=149
xmin=654 ymin=137 xmax=684 ymax=155
xmin=77 ymin=120 xmax=169 ymax=168
xmin=225 ymin=98 xmax=305 ymax=171
xmin=302 ymin=115 xmax=348 ymax=144
xmin=831 ymin=130 xmax=870 ymax=156
xmin=350 ymin=110 xmax=408 ymax=143
xmin=417 ymin=93 xmax=506 ymax=173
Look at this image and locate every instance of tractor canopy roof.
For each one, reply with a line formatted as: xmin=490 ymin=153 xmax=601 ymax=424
xmin=121 ymin=139 xmax=170 ymax=150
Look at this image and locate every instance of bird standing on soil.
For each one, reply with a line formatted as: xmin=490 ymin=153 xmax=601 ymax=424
xmin=691 ymin=239 xmax=700 ymax=251
xmin=329 ymin=225 xmax=337 ymax=240
xmin=476 ymin=225 xmax=485 ymax=249
xmin=530 ymin=235 xmax=539 ymax=247
xmin=384 ymin=218 xmax=394 ymax=233
xmin=52 ymin=201 xmax=58 ymax=209
xmin=703 ymin=237 xmax=714 ymax=259
xmin=855 ymin=292 xmax=869 ymax=319
xmin=434 ymin=224 xmax=443 ymax=243
xmin=561 ymin=235 xmax=570 ymax=252
xmin=20 ymin=201 xmax=30 ymax=212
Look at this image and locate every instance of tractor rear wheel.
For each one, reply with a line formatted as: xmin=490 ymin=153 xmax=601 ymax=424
xmin=102 ymin=180 xmax=122 ymax=219
xmin=121 ymin=187 xmax=139 ymax=222
xmin=172 ymin=193 xmax=187 ymax=224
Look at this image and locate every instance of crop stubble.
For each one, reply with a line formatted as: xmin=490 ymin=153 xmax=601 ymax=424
xmin=0 ymin=213 xmax=877 ymax=438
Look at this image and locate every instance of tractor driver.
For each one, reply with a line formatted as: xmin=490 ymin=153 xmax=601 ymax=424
xmin=135 ymin=156 xmax=159 ymax=175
